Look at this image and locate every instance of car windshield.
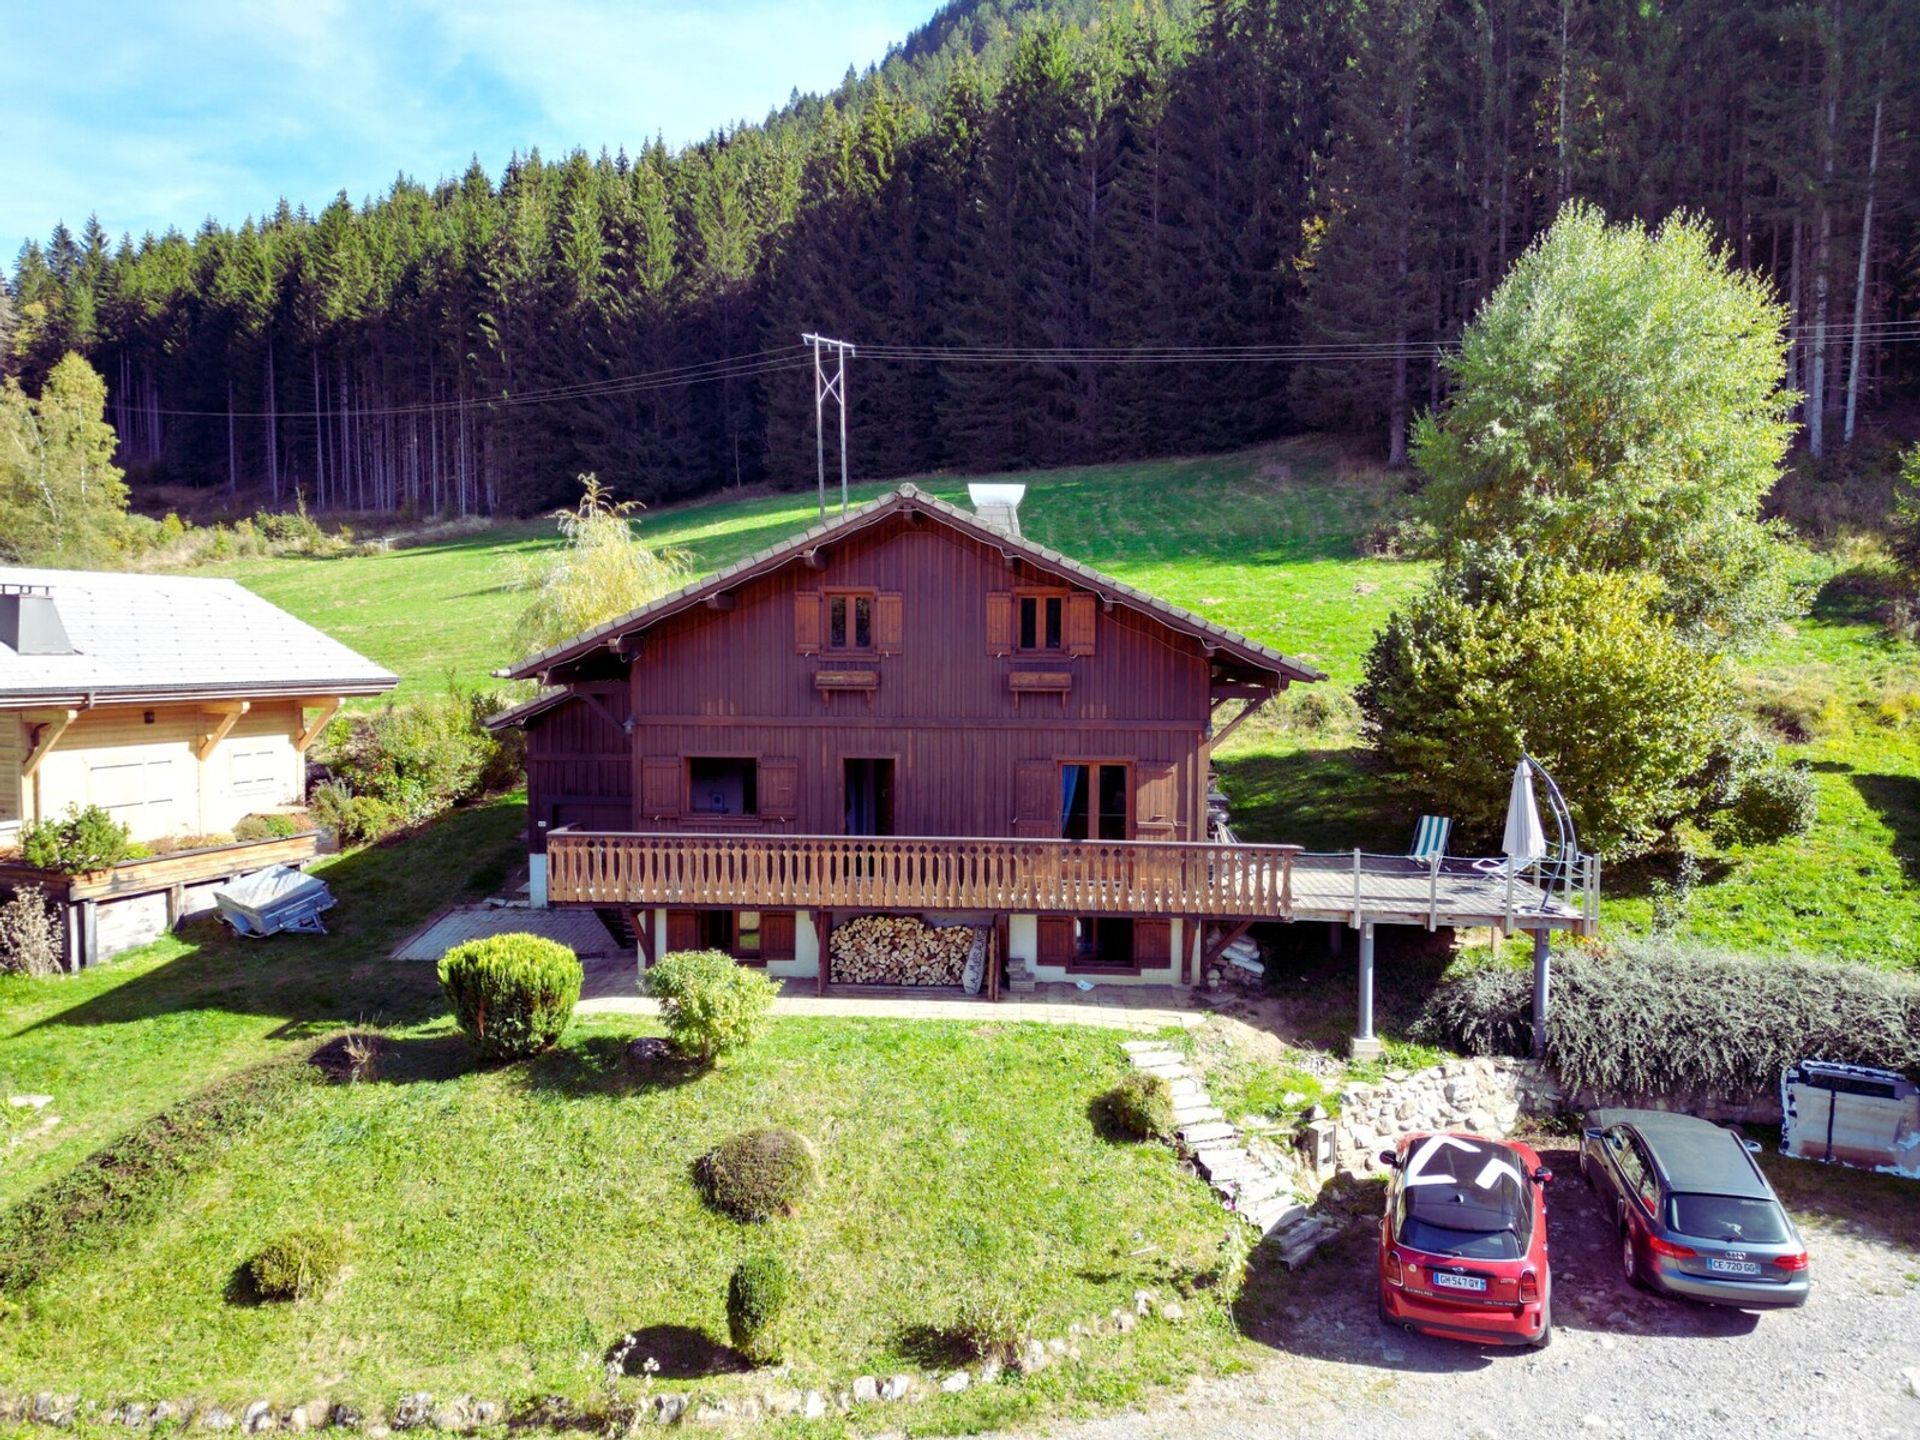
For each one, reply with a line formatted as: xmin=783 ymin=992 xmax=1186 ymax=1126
xmin=1668 ymin=1193 xmax=1790 ymax=1245
xmin=1394 ymin=1134 xmax=1533 ymax=1260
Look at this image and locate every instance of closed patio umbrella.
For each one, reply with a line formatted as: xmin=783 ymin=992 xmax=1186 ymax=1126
xmin=1501 ymin=758 xmax=1547 ymax=871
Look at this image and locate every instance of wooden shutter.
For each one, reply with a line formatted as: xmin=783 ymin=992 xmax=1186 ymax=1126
xmin=1133 ymin=918 xmax=1172 ymax=966
xmin=1065 ymin=592 xmax=1097 ymax=655
xmin=665 ymin=909 xmax=699 ymax=953
xmin=985 ymin=592 xmax=1013 ymax=655
xmin=1134 ymin=761 xmax=1179 ymax=839
xmin=762 ymin=911 xmax=796 ymax=960
xmin=641 ymin=757 xmax=681 ymax=819
xmin=794 ymin=592 xmax=823 ymax=654
xmin=760 ymin=758 xmax=799 ymax=820
xmin=1037 ymin=916 xmax=1076 ymax=965
xmin=874 ymin=592 xmax=903 ymax=654
xmin=1013 ymin=759 xmax=1058 ymax=837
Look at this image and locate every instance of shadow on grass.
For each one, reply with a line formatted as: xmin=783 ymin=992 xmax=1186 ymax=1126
xmin=607 ymin=1325 xmax=751 ymax=1380
xmin=1852 ymin=772 xmax=1920 ymax=883
xmin=893 ymin=1324 xmax=977 ymax=1370
xmin=516 ymin=1033 xmax=711 ymax=1097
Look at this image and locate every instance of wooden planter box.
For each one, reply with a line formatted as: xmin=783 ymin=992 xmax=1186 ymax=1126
xmin=0 ymin=832 xmax=320 ymax=969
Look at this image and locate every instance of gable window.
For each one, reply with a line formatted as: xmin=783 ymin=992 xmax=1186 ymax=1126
xmin=826 ymin=591 xmax=874 ymax=651
xmin=688 ymin=757 xmax=758 ymax=816
xmin=1017 ymin=591 xmax=1065 ymax=653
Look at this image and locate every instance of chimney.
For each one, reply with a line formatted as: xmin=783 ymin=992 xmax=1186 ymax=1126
xmin=967 ymin=483 xmax=1026 ymax=537
xmin=0 ymin=586 xmax=76 ymax=656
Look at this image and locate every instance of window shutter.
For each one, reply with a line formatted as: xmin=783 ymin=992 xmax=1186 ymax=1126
xmin=1013 ymin=759 xmax=1058 ymax=837
xmin=1065 ymin=592 xmax=1097 ymax=655
xmin=1133 ymin=918 xmax=1172 ymax=966
xmin=640 ymin=757 xmax=681 ymax=819
xmin=874 ymin=592 xmax=903 ymax=654
xmin=985 ymin=592 xmax=1013 ymax=655
xmin=666 ymin=909 xmax=699 ymax=952
xmin=1037 ymin=916 xmax=1075 ymax=965
xmin=760 ymin=758 xmax=799 ymax=819
xmin=1134 ymin=761 xmax=1179 ymax=839
xmin=794 ymin=592 xmax=823 ymax=654
xmin=762 ymin=911 xmax=796 ymax=960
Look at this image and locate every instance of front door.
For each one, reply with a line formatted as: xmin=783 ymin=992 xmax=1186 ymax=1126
xmin=844 ymin=758 xmax=895 ymax=836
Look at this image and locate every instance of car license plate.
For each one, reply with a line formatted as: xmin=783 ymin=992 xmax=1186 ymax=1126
xmin=1431 ymin=1272 xmax=1487 ymax=1292
xmin=1707 ymin=1258 xmax=1761 ymax=1276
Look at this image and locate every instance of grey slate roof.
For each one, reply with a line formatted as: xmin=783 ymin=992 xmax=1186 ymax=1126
xmin=503 ymin=484 xmax=1326 ymax=686
xmin=0 ymin=565 xmax=398 ymax=707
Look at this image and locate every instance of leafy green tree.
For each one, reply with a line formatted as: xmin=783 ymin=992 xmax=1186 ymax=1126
xmin=1890 ymin=441 xmax=1920 ymax=580
xmin=0 ymin=352 xmax=130 ymax=563
xmin=511 ymin=474 xmax=693 ymax=654
xmin=1356 ymin=554 xmax=1730 ymax=858
xmin=1410 ymin=202 xmax=1799 ymax=649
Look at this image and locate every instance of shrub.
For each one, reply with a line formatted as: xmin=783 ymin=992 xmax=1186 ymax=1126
xmin=1709 ymin=763 xmax=1818 ymax=848
xmin=233 ymin=812 xmax=306 ymax=843
xmin=1419 ymin=942 xmax=1920 ymax=1099
xmin=944 ymin=1279 xmax=1040 ymax=1362
xmin=1101 ymin=1071 xmax=1175 ymax=1141
xmin=726 ymin=1253 xmax=795 ymax=1364
xmin=0 ymin=885 xmax=62 ymax=976
xmin=697 ymin=1128 xmax=818 ymax=1222
xmin=437 ymin=933 xmax=583 ymax=1061
xmin=244 ymin=1227 xmax=345 ymax=1300
xmin=322 ymin=692 xmax=496 ymax=828
xmin=307 ymin=779 xmax=354 ymax=839
xmin=19 ymin=804 xmax=133 ymax=874
xmin=1890 ymin=441 xmax=1920 ymax=580
xmin=645 ymin=949 xmax=779 ymax=1062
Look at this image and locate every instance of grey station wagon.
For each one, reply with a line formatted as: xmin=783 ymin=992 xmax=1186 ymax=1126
xmin=1580 ymin=1109 xmax=1809 ymax=1309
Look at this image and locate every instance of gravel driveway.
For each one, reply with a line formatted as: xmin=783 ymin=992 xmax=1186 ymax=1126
xmin=1007 ymin=1141 xmax=1920 ymax=1440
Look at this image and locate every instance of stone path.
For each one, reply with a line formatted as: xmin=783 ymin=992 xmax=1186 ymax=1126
xmin=1121 ymin=1040 xmax=1332 ymax=1266
xmin=390 ymin=905 xmax=621 ymax=961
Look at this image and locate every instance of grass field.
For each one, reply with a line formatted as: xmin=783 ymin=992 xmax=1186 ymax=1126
xmin=0 ymin=799 xmax=1238 ymax=1423
xmin=195 ymin=440 xmax=1920 ymax=967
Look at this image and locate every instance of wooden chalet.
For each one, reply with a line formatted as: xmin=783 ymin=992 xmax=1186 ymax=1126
xmin=492 ymin=484 xmax=1595 ymax=1051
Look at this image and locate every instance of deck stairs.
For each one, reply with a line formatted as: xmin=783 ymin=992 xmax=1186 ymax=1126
xmin=1121 ymin=1040 xmax=1334 ymax=1268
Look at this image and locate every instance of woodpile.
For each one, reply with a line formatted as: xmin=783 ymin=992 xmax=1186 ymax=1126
xmin=829 ymin=913 xmax=980 ymax=985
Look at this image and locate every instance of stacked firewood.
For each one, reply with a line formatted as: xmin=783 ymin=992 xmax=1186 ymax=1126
xmin=829 ymin=913 xmax=980 ymax=985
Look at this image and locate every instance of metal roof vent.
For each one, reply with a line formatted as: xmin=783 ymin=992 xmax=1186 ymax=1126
xmin=0 ymin=585 xmax=76 ymax=656
xmin=967 ymin=483 xmax=1025 ymax=537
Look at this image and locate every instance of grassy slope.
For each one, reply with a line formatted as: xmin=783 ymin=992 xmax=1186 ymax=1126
xmin=198 ymin=440 xmax=1920 ymax=965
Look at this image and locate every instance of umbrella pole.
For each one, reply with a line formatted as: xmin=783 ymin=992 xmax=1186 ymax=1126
xmin=1530 ymin=929 xmax=1551 ymax=1059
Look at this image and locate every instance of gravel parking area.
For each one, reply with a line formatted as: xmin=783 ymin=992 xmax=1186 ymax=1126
xmin=1007 ymin=1141 xmax=1920 ymax=1440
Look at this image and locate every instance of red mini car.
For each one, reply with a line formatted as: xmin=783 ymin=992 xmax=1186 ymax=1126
xmin=1377 ymin=1131 xmax=1554 ymax=1347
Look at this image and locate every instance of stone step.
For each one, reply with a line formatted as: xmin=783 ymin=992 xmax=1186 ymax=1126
xmin=1196 ymin=1150 xmax=1255 ymax=1182
xmin=1144 ymin=1064 xmax=1194 ymax=1081
xmin=1251 ymin=1198 xmax=1309 ymax=1234
xmin=1008 ymin=979 xmax=1037 ymax=994
xmin=1121 ymin=1040 xmax=1167 ymax=1054
xmin=1127 ymin=1050 xmax=1185 ymax=1070
xmin=1178 ymin=1120 xmax=1238 ymax=1145
xmin=1270 ymin=1216 xmax=1335 ymax=1268
xmin=1172 ymin=1105 xmax=1223 ymax=1126
xmin=1228 ymin=1170 xmax=1292 ymax=1208
xmin=1167 ymin=1078 xmax=1205 ymax=1100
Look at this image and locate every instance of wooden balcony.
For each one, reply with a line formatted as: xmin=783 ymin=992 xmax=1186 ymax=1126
xmin=545 ymin=831 xmax=1598 ymax=932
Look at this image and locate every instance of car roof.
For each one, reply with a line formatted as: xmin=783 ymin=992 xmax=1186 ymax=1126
xmin=1397 ymin=1134 xmax=1532 ymax=1228
xmin=1590 ymin=1108 xmax=1772 ymax=1199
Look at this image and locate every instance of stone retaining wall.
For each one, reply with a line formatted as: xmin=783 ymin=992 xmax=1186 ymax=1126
xmin=1334 ymin=1057 xmax=1562 ymax=1175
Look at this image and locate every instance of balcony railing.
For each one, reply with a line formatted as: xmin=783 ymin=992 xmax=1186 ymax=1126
xmin=547 ymin=830 xmax=1302 ymax=918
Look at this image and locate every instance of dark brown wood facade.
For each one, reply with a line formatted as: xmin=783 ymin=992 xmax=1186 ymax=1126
xmin=518 ymin=500 xmax=1290 ymax=858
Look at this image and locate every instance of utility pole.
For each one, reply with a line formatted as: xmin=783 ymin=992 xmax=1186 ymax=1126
xmin=802 ymin=333 xmax=855 ymax=519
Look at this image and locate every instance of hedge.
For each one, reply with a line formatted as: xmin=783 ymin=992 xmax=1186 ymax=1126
xmin=437 ymin=933 xmax=583 ymax=1061
xmin=1421 ymin=940 xmax=1920 ymax=1100
xmin=697 ymin=1128 xmax=818 ymax=1222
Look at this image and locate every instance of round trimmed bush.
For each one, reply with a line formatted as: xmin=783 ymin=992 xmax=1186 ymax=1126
xmin=1103 ymin=1071 xmax=1175 ymax=1141
xmin=697 ymin=1128 xmax=818 ymax=1222
xmin=726 ymin=1253 xmax=795 ymax=1364
xmin=245 ymin=1227 xmax=345 ymax=1301
xmin=438 ymin=933 xmax=583 ymax=1061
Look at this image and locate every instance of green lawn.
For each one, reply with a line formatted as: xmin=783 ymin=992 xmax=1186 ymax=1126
xmin=0 ymin=797 xmax=1240 ymax=1424
xmin=188 ymin=438 xmax=1920 ymax=966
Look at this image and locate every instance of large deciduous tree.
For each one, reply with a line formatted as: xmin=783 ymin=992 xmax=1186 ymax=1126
xmin=0 ymin=352 xmax=130 ymax=564
xmin=1410 ymin=202 xmax=1800 ymax=650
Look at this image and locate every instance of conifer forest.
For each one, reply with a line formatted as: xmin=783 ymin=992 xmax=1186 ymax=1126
xmin=6 ymin=0 xmax=1916 ymax=514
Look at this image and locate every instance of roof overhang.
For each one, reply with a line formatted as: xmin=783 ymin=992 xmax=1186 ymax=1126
xmin=0 ymin=678 xmax=397 ymax=711
xmin=500 ymin=485 xmax=1325 ymax=688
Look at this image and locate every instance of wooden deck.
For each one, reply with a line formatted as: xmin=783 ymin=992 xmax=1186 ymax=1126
xmin=545 ymin=831 xmax=1596 ymax=933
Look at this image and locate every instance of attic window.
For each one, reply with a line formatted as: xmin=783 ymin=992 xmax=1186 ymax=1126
xmin=826 ymin=591 xmax=874 ymax=651
xmin=1017 ymin=592 xmax=1064 ymax=653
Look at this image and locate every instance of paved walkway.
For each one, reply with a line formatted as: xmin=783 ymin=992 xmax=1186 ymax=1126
xmin=389 ymin=904 xmax=621 ymax=961
xmin=576 ymin=957 xmax=1203 ymax=1030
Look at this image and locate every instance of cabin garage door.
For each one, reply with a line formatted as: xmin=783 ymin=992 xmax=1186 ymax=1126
xmin=88 ymin=754 xmax=190 ymax=836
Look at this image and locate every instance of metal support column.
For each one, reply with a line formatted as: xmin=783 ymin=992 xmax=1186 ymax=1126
xmin=1531 ymin=929 xmax=1551 ymax=1059
xmin=1352 ymin=921 xmax=1382 ymax=1061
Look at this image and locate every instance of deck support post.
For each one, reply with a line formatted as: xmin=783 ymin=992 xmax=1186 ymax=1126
xmin=813 ymin=910 xmax=830 ymax=996
xmin=1328 ymin=922 xmax=1343 ymax=958
xmin=1351 ymin=921 xmax=1381 ymax=1061
xmin=1530 ymin=929 xmax=1550 ymax=1060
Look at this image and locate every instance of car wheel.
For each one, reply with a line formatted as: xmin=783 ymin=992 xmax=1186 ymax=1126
xmin=1378 ymin=1290 xmax=1394 ymax=1329
xmin=1531 ymin=1295 xmax=1553 ymax=1349
xmin=1621 ymin=1230 xmax=1645 ymax=1291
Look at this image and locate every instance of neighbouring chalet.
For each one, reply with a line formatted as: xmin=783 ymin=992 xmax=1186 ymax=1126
xmin=0 ymin=567 xmax=396 ymax=964
xmin=491 ymin=484 xmax=1594 ymax=1048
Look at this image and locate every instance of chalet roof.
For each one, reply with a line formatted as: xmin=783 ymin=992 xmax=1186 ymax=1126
xmin=501 ymin=484 xmax=1326 ymax=686
xmin=482 ymin=687 xmax=572 ymax=733
xmin=0 ymin=565 xmax=398 ymax=708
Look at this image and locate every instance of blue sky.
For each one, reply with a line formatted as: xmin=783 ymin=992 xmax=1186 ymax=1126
xmin=5 ymin=1 xmax=933 ymax=251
